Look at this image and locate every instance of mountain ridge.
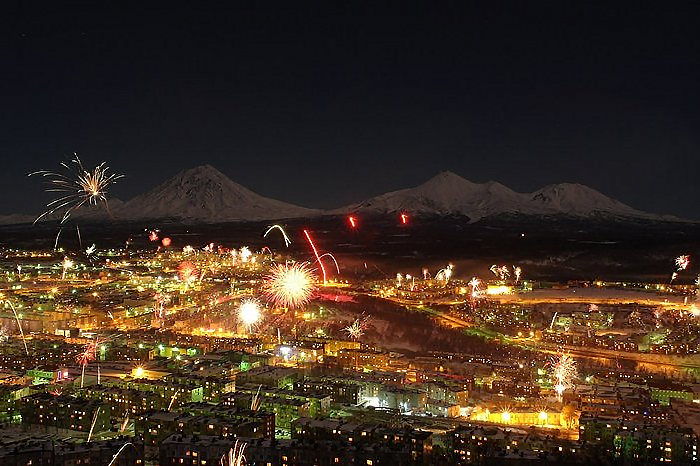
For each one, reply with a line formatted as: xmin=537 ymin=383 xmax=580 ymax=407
xmin=5 ymin=167 xmax=688 ymax=225
xmin=337 ymin=171 xmax=682 ymax=223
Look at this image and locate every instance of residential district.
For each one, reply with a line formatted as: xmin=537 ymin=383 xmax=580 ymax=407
xmin=1 ymin=242 xmax=700 ymax=465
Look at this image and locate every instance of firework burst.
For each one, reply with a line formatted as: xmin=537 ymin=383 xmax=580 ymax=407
xmin=30 ymin=154 xmax=123 ymax=224
xmin=435 ymin=264 xmax=454 ymax=283
xmin=676 ymin=255 xmax=691 ymax=271
xmin=238 ymin=298 xmax=262 ymax=333
xmin=343 ymin=313 xmax=371 ymax=340
xmin=551 ymin=353 xmax=577 ymax=398
xmin=263 ymin=262 xmax=315 ymax=309
xmin=177 ymin=261 xmax=198 ymax=283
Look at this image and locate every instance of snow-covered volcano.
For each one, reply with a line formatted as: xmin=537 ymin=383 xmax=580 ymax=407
xmin=340 ymin=171 xmax=665 ymax=222
xmin=115 ymin=165 xmax=319 ymax=222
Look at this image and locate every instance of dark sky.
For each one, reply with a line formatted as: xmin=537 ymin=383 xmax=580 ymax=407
xmin=2 ymin=2 xmax=700 ymax=217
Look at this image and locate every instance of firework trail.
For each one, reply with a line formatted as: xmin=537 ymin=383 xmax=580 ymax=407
xmin=120 ymin=414 xmax=129 ymax=433
xmin=168 ymin=390 xmax=181 ymax=411
xmin=30 ymin=154 xmax=123 ymax=224
xmin=238 ymin=298 xmax=262 ymax=334
xmin=318 ymin=253 xmax=340 ymax=275
xmin=303 ymin=230 xmax=328 ymax=285
xmin=549 ymin=312 xmax=558 ymax=330
xmin=107 ymin=442 xmax=139 ymax=466
xmin=263 ymin=225 xmax=292 ymax=247
xmin=221 ymin=440 xmax=247 ymax=466
xmin=348 ymin=216 xmax=357 ymax=228
xmin=6 ymin=301 xmax=29 ymax=356
xmin=154 ymin=292 xmax=172 ymax=319
xmin=87 ymin=407 xmax=100 ymax=442
xmin=422 ymin=268 xmax=430 ymax=280
xmin=54 ymin=227 xmax=63 ymax=251
xmin=262 ymin=262 xmax=315 ymax=309
xmin=250 ymin=385 xmax=263 ymax=411
xmin=400 ymin=213 xmax=409 ymax=224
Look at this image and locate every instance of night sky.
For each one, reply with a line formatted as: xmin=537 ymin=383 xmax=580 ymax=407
xmin=3 ymin=2 xmax=700 ymax=218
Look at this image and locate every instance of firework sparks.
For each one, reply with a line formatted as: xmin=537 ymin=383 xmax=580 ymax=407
xmin=489 ymin=264 xmax=510 ymax=281
xmin=61 ymin=257 xmax=73 ymax=280
xmin=221 ymin=440 xmax=247 ymax=466
xmin=551 ymin=353 xmax=577 ymax=398
xmin=400 ymin=213 xmax=409 ymax=224
xmin=513 ymin=266 xmax=522 ymax=283
xmin=30 ymin=155 xmax=123 ymax=224
xmin=435 ymin=264 xmax=454 ymax=284
xmin=263 ymin=225 xmax=292 ymax=247
xmin=263 ymin=262 xmax=315 ymax=309
xmin=238 ymin=298 xmax=262 ymax=333
xmin=468 ymin=277 xmax=482 ymax=294
xmin=161 ymin=237 xmax=172 ymax=247
xmin=239 ymin=246 xmax=252 ymax=263
xmin=348 ymin=216 xmax=357 ymax=228
xmin=148 ymin=230 xmax=159 ymax=242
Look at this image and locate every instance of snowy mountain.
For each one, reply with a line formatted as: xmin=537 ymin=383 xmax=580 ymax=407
xmin=114 ymin=165 xmax=320 ymax=222
xmin=340 ymin=171 xmax=670 ymax=222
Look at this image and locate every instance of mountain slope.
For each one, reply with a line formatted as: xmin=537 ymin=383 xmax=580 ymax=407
xmin=115 ymin=165 xmax=320 ymax=222
xmin=340 ymin=171 xmax=670 ymax=222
